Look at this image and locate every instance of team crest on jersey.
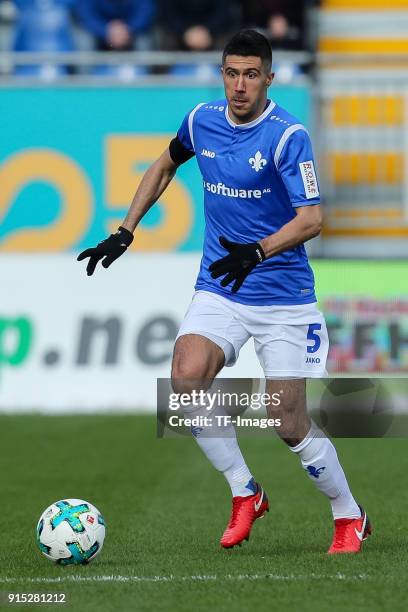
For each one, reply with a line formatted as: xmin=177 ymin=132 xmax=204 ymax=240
xmin=249 ymin=151 xmax=267 ymax=172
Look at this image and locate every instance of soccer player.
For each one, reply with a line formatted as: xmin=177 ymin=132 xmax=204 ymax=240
xmin=78 ymin=30 xmax=371 ymax=554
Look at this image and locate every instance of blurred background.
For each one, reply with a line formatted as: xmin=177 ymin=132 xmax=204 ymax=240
xmin=1 ymin=0 xmax=408 ymax=412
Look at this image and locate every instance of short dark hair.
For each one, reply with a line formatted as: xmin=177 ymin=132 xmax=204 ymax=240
xmin=222 ymin=30 xmax=272 ymax=72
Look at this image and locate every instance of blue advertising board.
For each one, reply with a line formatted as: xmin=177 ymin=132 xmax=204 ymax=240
xmin=0 ymin=85 xmax=311 ymax=252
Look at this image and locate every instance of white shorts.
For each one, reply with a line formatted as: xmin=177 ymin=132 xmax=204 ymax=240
xmin=176 ymin=290 xmax=329 ymax=378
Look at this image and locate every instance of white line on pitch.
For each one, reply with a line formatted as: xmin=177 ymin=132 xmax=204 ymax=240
xmin=0 ymin=573 xmax=369 ymax=584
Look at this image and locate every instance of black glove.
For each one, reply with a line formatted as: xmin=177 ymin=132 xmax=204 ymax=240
xmin=77 ymin=226 xmax=134 ymax=276
xmin=209 ymin=236 xmax=266 ymax=293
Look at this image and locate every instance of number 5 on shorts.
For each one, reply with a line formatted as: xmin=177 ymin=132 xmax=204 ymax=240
xmin=307 ymin=323 xmax=322 ymax=353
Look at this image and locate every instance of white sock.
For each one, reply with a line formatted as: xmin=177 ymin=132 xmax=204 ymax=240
xmin=290 ymin=423 xmax=361 ymax=519
xmin=187 ymin=404 xmax=255 ymax=497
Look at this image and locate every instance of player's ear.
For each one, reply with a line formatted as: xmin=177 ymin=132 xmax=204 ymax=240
xmin=266 ymin=72 xmax=275 ymax=87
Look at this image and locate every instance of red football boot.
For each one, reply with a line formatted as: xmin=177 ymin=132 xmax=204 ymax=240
xmin=220 ymin=483 xmax=269 ymax=549
xmin=328 ymin=505 xmax=372 ymax=554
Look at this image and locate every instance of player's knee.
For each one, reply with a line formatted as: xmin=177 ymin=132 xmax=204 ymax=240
xmin=171 ymin=362 xmax=210 ymax=395
xmin=171 ymin=347 xmax=217 ymax=393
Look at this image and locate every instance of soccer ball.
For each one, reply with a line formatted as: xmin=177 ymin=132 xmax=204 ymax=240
xmin=36 ymin=499 xmax=106 ymax=565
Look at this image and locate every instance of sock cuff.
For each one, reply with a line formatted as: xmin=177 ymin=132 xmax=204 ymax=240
xmin=289 ymin=421 xmax=323 ymax=454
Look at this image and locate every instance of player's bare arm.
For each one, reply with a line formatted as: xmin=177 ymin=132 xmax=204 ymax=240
xmin=259 ymin=204 xmax=323 ymax=258
xmin=121 ymin=148 xmax=179 ymax=233
xmin=77 ymin=147 xmax=179 ymax=275
xmin=209 ymin=206 xmax=322 ymax=294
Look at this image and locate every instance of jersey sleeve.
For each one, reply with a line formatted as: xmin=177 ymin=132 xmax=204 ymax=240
xmin=276 ymin=128 xmax=321 ymax=207
xmin=176 ymin=111 xmax=194 ymax=153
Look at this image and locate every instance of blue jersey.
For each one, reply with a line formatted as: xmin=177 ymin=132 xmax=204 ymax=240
xmin=177 ymin=99 xmax=321 ymax=306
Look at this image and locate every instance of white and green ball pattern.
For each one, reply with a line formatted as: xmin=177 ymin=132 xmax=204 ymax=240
xmin=36 ymin=499 xmax=105 ymax=565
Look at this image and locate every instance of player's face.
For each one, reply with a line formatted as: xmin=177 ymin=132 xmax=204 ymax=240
xmin=222 ymin=55 xmax=274 ymax=124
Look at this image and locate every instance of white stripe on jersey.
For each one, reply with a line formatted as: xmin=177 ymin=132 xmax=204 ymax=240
xmin=224 ymin=100 xmax=276 ymax=129
xmin=274 ymin=124 xmax=307 ymax=168
xmin=188 ymin=102 xmax=206 ymax=151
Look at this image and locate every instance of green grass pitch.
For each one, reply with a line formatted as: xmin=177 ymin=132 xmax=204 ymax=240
xmin=0 ymin=414 xmax=407 ymax=611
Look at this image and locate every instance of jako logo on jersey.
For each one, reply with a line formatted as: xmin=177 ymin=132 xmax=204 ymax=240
xmin=201 ymin=148 xmax=216 ymax=158
xmin=249 ymin=151 xmax=267 ymax=172
xmin=305 ymin=357 xmax=320 ymax=364
xmin=306 ymin=465 xmax=326 ymax=479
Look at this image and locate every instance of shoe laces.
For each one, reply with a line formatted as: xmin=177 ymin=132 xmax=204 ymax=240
xmin=228 ymin=497 xmax=249 ymax=528
xmin=332 ymin=519 xmax=354 ymax=549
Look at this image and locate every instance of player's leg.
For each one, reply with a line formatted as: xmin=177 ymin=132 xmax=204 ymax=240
xmin=254 ymin=314 xmax=360 ymax=512
xmin=172 ymin=291 xmax=268 ymax=547
xmin=265 ymin=378 xmax=360 ymax=514
xmin=171 ymin=333 xmax=258 ymax=499
xmin=172 ymin=334 xmax=269 ymax=548
xmin=171 ymin=333 xmax=224 ymax=391
xmin=265 ymin=377 xmax=371 ymax=553
xmin=252 ymin=308 xmax=371 ymax=553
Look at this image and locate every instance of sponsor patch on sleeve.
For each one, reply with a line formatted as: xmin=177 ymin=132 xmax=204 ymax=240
xmin=299 ymin=160 xmax=319 ymax=199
